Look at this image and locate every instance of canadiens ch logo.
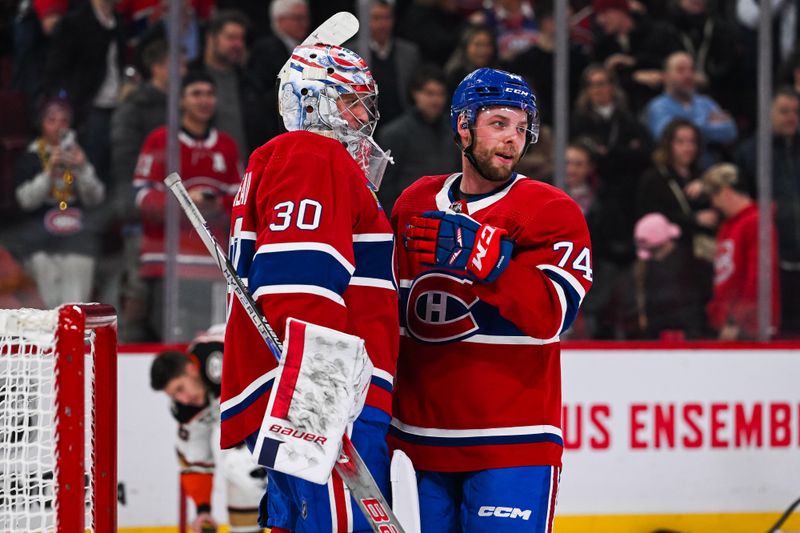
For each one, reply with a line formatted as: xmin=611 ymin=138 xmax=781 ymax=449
xmin=406 ymin=272 xmax=479 ymax=343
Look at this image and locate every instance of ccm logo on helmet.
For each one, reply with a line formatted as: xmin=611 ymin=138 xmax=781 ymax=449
xmin=504 ymin=87 xmax=529 ymax=96
xmin=477 ymin=506 xmax=532 ymax=520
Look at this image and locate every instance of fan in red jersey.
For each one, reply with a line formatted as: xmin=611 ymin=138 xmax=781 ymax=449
xmin=222 ymin=42 xmax=398 ymax=532
xmin=132 ymin=71 xmax=241 ymax=341
xmin=391 ymin=68 xmax=593 ymax=533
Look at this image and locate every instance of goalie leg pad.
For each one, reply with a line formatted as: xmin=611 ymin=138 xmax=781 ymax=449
xmin=252 ymin=318 xmax=374 ymax=485
xmin=264 ymin=410 xmax=392 ymax=532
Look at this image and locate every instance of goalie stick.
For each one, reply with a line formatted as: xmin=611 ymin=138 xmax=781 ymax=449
xmin=301 ymin=11 xmax=359 ymax=46
xmin=164 ymin=173 xmax=406 ymax=533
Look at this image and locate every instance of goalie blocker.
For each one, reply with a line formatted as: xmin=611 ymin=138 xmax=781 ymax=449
xmin=251 ymin=318 xmax=373 ymax=485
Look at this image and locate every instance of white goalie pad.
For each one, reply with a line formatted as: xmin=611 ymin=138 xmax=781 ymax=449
xmin=251 ymin=318 xmax=373 ymax=485
xmin=391 ymin=449 xmax=421 ymax=533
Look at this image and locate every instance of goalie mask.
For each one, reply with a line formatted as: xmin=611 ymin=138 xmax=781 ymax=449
xmin=277 ymin=43 xmax=392 ymax=191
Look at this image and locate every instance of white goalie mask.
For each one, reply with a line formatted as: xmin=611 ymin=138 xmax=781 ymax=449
xmin=277 ymin=43 xmax=393 ymax=191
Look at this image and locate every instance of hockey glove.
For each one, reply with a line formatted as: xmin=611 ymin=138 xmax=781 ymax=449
xmin=405 ymin=211 xmax=513 ymax=283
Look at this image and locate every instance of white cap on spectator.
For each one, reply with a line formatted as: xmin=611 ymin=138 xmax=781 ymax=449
xmin=634 ymin=213 xmax=681 ymax=260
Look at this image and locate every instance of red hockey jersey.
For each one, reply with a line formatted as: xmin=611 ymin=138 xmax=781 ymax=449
xmin=220 ymin=131 xmax=399 ymax=449
xmin=133 ymin=127 xmax=241 ymax=279
xmin=389 ymin=173 xmax=592 ymax=472
xmin=706 ymin=203 xmax=780 ymax=337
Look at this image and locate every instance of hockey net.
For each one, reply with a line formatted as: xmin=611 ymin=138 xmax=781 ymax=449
xmin=0 ymin=304 xmax=117 ymax=532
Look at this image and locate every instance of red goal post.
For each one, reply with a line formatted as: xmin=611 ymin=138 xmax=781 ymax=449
xmin=0 ymin=304 xmax=117 ymax=532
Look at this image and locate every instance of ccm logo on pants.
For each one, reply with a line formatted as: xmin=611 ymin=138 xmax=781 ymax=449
xmin=477 ymin=506 xmax=532 ymax=520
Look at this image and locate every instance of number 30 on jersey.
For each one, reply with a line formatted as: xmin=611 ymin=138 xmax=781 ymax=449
xmin=269 ymin=199 xmax=323 ymax=231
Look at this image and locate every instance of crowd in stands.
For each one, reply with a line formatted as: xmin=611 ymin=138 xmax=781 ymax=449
xmin=1 ymin=0 xmax=798 ymax=342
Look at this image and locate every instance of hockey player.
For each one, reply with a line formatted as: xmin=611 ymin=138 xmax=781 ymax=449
xmin=132 ymin=71 xmax=242 ymax=341
xmin=150 ymin=325 xmax=265 ymax=533
xmin=221 ymin=42 xmax=398 ymax=532
xmin=390 ymin=68 xmax=593 ymax=532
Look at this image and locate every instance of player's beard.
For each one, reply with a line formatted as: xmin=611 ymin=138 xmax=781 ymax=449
xmin=470 ymin=142 xmax=521 ymax=183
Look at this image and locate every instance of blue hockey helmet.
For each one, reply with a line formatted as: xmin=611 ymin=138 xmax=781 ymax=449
xmin=450 ymin=68 xmax=540 ymax=145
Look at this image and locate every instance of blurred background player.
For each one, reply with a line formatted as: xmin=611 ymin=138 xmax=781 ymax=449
xmin=150 ymin=325 xmax=265 ymax=533
xmin=222 ymin=42 xmax=398 ymax=532
xmin=392 ymin=68 xmax=592 ymax=532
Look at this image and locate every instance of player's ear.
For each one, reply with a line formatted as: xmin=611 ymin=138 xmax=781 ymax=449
xmin=185 ymin=360 xmax=200 ymax=377
xmin=457 ymin=120 xmax=472 ymax=147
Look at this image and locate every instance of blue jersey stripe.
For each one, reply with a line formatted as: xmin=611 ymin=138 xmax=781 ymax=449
xmin=249 ymin=249 xmax=352 ymax=297
xmin=541 ymin=269 xmax=582 ymax=333
xmin=388 ymin=425 xmax=564 ymax=447
xmin=353 ymin=240 xmax=394 ymax=283
xmin=220 ymin=378 xmax=274 ymax=422
xmin=371 ymin=374 xmax=393 ymax=393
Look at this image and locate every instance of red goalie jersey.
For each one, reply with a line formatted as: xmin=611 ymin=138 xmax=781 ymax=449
xmin=220 ymin=131 xmax=399 ymax=449
xmin=389 ymin=173 xmax=593 ymax=472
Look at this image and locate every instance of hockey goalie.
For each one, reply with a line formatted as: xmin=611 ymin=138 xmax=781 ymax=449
xmin=220 ymin=41 xmax=399 ymax=533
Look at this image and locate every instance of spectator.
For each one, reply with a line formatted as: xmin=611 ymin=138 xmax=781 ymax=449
xmin=636 ymin=118 xmax=715 ymax=338
xmin=563 ymin=140 xmax=597 ymax=214
xmin=110 ymin=38 xmax=183 ymax=341
xmin=44 ymin=0 xmax=125 ymax=185
xmin=132 ymin=0 xmax=207 ymax=71
xmin=508 ymin=0 xmax=588 ymax=126
xmin=633 ymin=212 xmax=702 ymax=339
xmin=645 ymin=51 xmax=737 ymax=166
xmin=469 ymin=0 xmax=538 ymax=62
xmin=667 ymin=0 xmax=739 ymax=108
xmin=591 ymin=0 xmax=681 ymax=113
xmin=444 ymin=24 xmax=498 ymax=92
xmin=568 ymin=138 xmax=638 ymax=339
xmin=398 ymin=0 xmax=464 ymax=68
xmin=571 ymin=63 xmax=651 ymax=284
xmin=132 ymin=72 xmax=241 ymax=341
xmin=192 ymin=10 xmax=270 ymax=156
xmin=377 ymin=65 xmax=461 ymax=214
xmin=111 ymin=39 xmax=179 ymax=222
xmin=735 ymin=88 xmax=800 ymax=337
xmin=12 ymin=0 xmax=68 ymax=113
xmin=701 ymin=163 xmax=780 ymax=340
xmin=14 ymin=99 xmax=106 ymax=308
xmin=249 ymin=0 xmax=310 ymax=145
xmin=348 ymin=0 xmax=421 ymax=128
xmin=737 ymin=0 xmax=799 ymax=65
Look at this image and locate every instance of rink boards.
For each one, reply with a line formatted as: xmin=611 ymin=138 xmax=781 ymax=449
xmin=117 ymin=344 xmax=800 ymax=533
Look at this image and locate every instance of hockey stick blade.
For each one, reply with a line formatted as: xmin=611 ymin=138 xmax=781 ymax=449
xmin=164 ymin=173 xmax=406 ymax=533
xmin=301 ymin=11 xmax=359 ymax=46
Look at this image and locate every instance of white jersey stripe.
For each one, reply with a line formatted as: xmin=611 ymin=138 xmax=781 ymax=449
xmin=537 ymin=264 xmax=587 ymax=300
xmin=253 ymin=284 xmax=346 ymax=306
xmin=352 ymin=233 xmax=393 ymax=242
xmin=398 ymin=327 xmax=559 ymax=345
xmin=220 ymin=368 xmax=278 ymax=413
xmin=349 ymin=277 xmax=395 ymax=290
xmin=390 ymin=419 xmax=563 ymax=439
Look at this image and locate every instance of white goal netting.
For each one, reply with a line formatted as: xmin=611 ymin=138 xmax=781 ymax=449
xmin=0 ymin=308 xmax=96 ymax=532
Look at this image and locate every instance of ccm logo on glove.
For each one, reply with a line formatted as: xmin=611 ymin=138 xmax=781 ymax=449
xmin=405 ymin=211 xmax=513 ymax=283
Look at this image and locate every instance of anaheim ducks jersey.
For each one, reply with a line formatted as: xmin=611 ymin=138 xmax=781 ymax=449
xmin=220 ymin=130 xmax=399 ymax=449
xmin=389 ymin=173 xmax=593 ymax=472
xmin=171 ymin=324 xmax=224 ymax=514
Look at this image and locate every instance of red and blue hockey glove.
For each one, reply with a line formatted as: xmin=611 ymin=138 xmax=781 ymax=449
xmin=405 ymin=211 xmax=513 ymax=283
